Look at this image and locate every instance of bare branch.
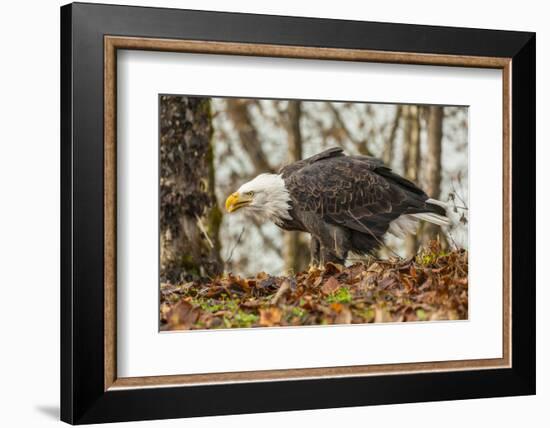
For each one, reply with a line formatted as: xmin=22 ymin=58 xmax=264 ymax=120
xmin=326 ymin=103 xmax=372 ymax=156
xmin=225 ymin=99 xmax=275 ymax=173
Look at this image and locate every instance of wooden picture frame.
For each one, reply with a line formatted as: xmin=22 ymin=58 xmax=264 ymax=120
xmin=61 ymin=2 xmax=535 ymax=424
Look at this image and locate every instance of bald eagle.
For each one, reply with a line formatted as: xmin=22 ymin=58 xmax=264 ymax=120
xmin=225 ymin=147 xmax=449 ymax=266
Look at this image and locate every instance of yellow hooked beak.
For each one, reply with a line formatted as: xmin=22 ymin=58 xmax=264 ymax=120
xmin=225 ymin=192 xmax=253 ymax=213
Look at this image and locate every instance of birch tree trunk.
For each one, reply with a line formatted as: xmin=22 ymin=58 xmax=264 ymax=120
xmin=160 ymin=96 xmax=222 ymax=282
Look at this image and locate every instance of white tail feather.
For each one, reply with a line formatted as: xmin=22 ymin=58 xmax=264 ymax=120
xmin=387 ymin=215 xmax=419 ymax=239
xmin=426 ymin=198 xmax=448 ymax=209
xmin=411 ymin=212 xmax=450 ymax=226
xmin=387 ymin=200 xmax=450 ymax=240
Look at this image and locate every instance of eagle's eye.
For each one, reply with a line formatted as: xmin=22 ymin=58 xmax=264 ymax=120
xmin=247 ymin=191 xmax=254 ymax=197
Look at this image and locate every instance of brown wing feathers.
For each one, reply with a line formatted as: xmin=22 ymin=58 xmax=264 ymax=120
xmin=283 ymin=148 xmax=440 ymax=239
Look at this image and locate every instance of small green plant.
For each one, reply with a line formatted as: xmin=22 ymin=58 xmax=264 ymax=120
xmin=291 ymin=306 xmax=306 ymax=318
xmin=416 ymin=308 xmax=427 ymax=321
xmin=417 ymin=250 xmax=449 ymax=266
xmin=326 ymin=287 xmax=352 ymax=304
xmin=232 ymin=311 xmax=259 ymax=328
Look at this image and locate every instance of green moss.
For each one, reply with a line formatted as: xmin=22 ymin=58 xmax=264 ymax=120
xmin=220 ymin=297 xmax=239 ymax=312
xmin=179 ymin=254 xmax=200 ymax=277
xmin=196 ymin=299 xmax=224 ymax=313
xmin=207 ymin=205 xmax=223 ymax=245
xmin=220 ymin=308 xmax=259 ymax=328
xmin=222 ymin=317 xmax=232 ymax=329
xmin=232 ymin=311 xmax=259 ymax=328
xmin=196 ymin=296 xmax=259 ymax=328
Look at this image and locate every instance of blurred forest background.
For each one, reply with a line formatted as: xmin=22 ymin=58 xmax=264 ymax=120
xmin=160 ymin=95 xmax=468 ymax=283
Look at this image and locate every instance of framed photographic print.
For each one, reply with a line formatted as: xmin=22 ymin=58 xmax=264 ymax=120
xmin=60 ymin=2 xmax=535 ymax=424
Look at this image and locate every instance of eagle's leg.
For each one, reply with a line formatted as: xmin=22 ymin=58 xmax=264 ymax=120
xmin=309 ymin=237 xmax=321 ymax=269
xmin=300 ymin=213 xmax=350 ymax=267
xmin=320 ymin=247 xmax=346 ymax=266
xmin=318 ymin=225 xmax=349 ymax=267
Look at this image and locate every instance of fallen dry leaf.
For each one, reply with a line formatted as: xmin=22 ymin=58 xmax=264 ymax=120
xmin=334 ymin=306 xmax=352 ymax=324
xmin=259 ymin=307 xmax=282 ymax=327
xmin=270 ymin=279 xmax=290 ymax=305
xmin=321 ymin=276 xmax=341 ymax=295
xmin=166 ymin=300 xmax=199 ymax=330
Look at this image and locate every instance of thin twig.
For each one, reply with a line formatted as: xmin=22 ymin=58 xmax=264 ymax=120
xmin=195 ymin=215 xmax=214 ymax=248
xmin=445 ymin=230 xmax=459 ymax=251
xmin=326 ymin=103 xmax=371 ymax=155
xmin=270 ymin=279 xmax=291 ymax=305
xmin=225 ymin=227 xmax=246 ymax=264
xmin=450 ymin=178 xmax=468 ymax=209
xmin=251 ymin=218 xmax=280 ymax=254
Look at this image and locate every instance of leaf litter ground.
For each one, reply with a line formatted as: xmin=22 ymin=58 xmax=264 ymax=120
xmin=161 ymin=242 xmax=468 ymax=331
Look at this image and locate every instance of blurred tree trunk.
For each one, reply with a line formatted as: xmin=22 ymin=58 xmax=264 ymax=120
xmin=383 ymin=105 xmax=402 ymax=167
xmin=421 ymin=105 xmax=448 ymax=248
xmin=160 ymin=96 xmax=222 ymax=282
xmin=283 ymin=101 xmax=310 ymax=273
xmin=225 ymin=99 xmax=275 ymax=173
xmin=326 ymin=103 xmax=372 ymax=156
xmin=403 ymin=105 xmax=421 ymax=256
xmin=404 ymin=105 xmax=421 ymax=183
xmin=287 ymin=101 xmax=303 ymax=162
xmin=425 ymin=106 xmax=443 ymax=200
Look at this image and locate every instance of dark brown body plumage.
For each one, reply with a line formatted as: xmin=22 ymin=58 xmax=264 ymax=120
xmin=278 ymin=147 xmax=446 ymax=264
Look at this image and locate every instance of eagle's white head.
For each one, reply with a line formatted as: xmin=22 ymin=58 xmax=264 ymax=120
xmin=225 ymin=173 xmax=292 ymax=225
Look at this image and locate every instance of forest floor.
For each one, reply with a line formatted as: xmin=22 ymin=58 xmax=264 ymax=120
xmin=160 ymin=241 xmax=468 ymax=331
